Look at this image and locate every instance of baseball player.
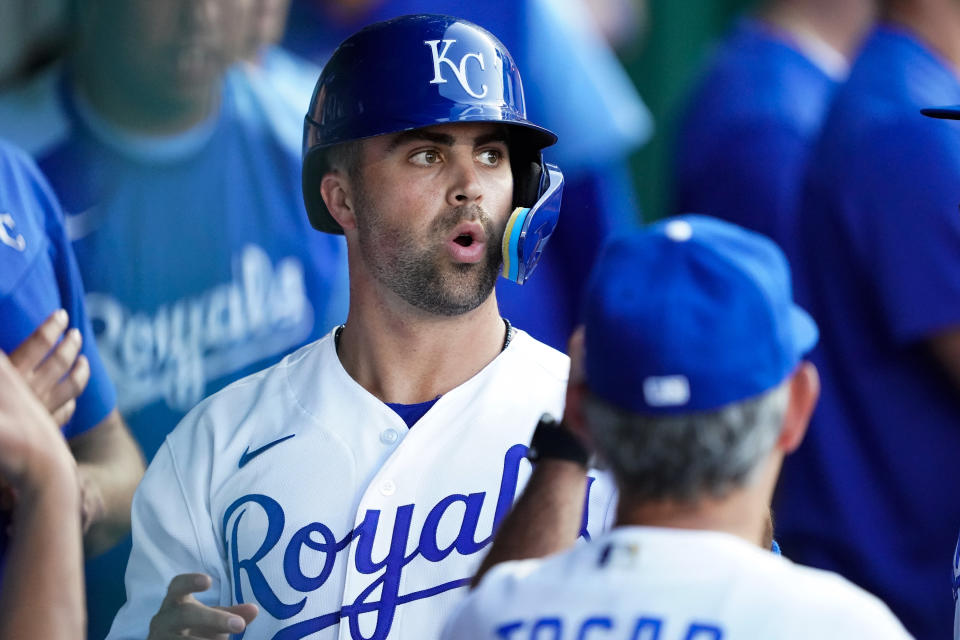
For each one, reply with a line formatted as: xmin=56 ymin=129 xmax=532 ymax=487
xmin=281 ymin=0 xmax=651 ymax=353
xmin=442 ymin=216 xmax=913 ymax=640
xmin=106 ymin=15 xmax=615 ymax=640
xmin=784 ymin=3 xmax=960 ymax=636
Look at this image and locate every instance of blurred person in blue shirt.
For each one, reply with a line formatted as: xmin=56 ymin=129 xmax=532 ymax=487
xmin=0 ymin=139 xmax=144 ymax=634
xmin=284 ymin=0 xmax=652 ymax=351
xmin=0 ymin=1 xmax=349 ymax=636
xmin=785 ymin=1 xmax=960 ymax=637
xmin=674 ymin=0 xmax=874 ymax=264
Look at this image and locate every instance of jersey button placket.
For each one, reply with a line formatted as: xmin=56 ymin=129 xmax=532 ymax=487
xmin=379 ymin=480 xmax=396 ymax=496
xmin=380 ymin=428 xmax=399 ymax=445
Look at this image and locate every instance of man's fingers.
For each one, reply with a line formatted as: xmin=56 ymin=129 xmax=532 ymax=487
xmin=46 ymin=355 xmax=90 ymax=425
xmin=31 ymin=328 xmax=83 ymax=397
xmin=162 ymin=573 xmax=212 ymax=607
xmin=219 ymin=602 xmax=258 ymax=624
xmin=151 ymin=600 xmax=249 ymax=637
xmin=50 ymin=399 xmax=77 ymax=428
xmin=173 ymin=603 xmax=249 ymax=635
xmin=8 ymin=310 xmax=69 ymax=373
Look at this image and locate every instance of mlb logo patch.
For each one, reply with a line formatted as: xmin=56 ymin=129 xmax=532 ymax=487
xmin=643 ymin=375 xmax=690 ymax=407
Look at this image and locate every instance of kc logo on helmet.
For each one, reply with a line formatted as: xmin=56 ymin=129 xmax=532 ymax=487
xmin=424 ymin=39 xmax=488 ymax=99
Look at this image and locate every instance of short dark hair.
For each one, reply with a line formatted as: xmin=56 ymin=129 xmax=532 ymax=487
xmin=322 ymin=140 xmax=363 ymax=179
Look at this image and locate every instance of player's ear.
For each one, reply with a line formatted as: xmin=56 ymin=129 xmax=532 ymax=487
xmin=776 ymin=361 xmax=819 ymax=454
xmin=321 ymin=170 xmax=358 ymax=232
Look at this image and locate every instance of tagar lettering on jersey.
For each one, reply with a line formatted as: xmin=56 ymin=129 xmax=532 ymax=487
xmin=496 ymin=616 xmax=724 ymax=640
xmin=223 ymin=445 xmax=596 ymax=640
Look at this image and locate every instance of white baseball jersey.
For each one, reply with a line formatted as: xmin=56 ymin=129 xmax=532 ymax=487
xmin=107 ymin=327 xmax=617 ymax=640
xmin=442 ymin=526 xmax=913 ymax=640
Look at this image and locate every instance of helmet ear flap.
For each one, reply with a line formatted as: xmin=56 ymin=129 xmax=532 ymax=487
xmin=502 ymin=162 xmax=564 ymax=285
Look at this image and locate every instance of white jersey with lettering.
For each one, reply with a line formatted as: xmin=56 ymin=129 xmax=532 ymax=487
xmin=106 ymin=327 xmax=616 ymax=640
xmin=442 ymin=526 xmax=913 ymax=640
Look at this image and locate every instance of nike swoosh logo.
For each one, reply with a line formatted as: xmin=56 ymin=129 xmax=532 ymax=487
xmin=239 ymin=434 xmax=296 ymax=469
xmin=65 ymin=206 xmax=108 ymax=241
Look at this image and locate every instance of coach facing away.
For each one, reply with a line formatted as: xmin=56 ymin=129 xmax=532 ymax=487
xmin=448 ymin=216 xmax=913 ymax=639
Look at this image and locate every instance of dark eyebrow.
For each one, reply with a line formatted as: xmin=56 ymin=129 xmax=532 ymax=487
xmin=386 ymin=127 xmax=511 ymax=153
xmin=386 ymin=130 xmax=455 ymax=153
xmin=474 ymin=129 xmax=510 ymax=147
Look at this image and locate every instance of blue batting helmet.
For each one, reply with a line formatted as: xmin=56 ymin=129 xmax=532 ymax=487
xmin=302 ymin=14 xmax=564 ymax=285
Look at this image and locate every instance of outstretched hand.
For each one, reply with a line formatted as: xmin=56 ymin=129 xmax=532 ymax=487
xmin=148 ymin=573 xmax=258 ymax=640
xmin=9 ymin=310 xmax=90 ymax=427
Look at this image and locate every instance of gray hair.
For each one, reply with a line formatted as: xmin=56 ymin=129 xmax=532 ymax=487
xmin=584 ymin=381 xmax=789 ymax=503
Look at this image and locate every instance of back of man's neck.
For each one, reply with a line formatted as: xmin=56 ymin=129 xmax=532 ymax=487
xmin=336 ymin=296 xmax=508 ymax=404
xmin=615 ymin=492 xmax=768 ymax=548
xmin=760 ymin=0 xmax=874 ymax=61
xmin=885 ymin=2 xmax=960 ymax=69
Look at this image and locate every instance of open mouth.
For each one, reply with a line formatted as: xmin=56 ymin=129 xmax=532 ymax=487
xmin=446 ymin=223 xmax=486 ymax=263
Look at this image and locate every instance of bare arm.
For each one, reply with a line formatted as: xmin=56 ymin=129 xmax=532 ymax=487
xmin=0 ymin=352 xmax=84 ymax=640
xmin=473 ymin=328 xmax=594 ymax=586
xmin=472 ymin=457 xmax=588 ymax=586
xmin=70 ymin=408 xmax=145 ymax=556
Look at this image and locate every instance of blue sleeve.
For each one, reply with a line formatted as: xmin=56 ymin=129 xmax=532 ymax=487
xmin=857 ymin=118 xmax=960 ymax=343
xmin=0 ymin=142 xmax=116 ymax=438
xmin=674 ymin=117 xmax=809 ymax=261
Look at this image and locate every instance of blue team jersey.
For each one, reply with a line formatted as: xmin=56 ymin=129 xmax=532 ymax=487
xmin=0 ymin=67 xmax=349 ymax=639
xmin=778 ymin=25 xmax=960 ymax=640
xmin=674 ymin=17 xmax=840 ymax=264
xmin=284 ymin=0 xmax=650 ymax=350
xmin=0 ymin=139 xmax=115 ymax=438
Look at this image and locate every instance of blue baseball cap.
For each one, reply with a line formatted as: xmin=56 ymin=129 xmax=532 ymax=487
xmin=583 ymin=215 xmax=818 ymax=414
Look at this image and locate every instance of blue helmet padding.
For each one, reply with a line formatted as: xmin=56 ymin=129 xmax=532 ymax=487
xmin=501 ymin=163 xmax=564 ymax=285
xmin=302 ymin=14 xmax=559 ymax=235
xmin=502 ymin=206 xmax=532 ymax=283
